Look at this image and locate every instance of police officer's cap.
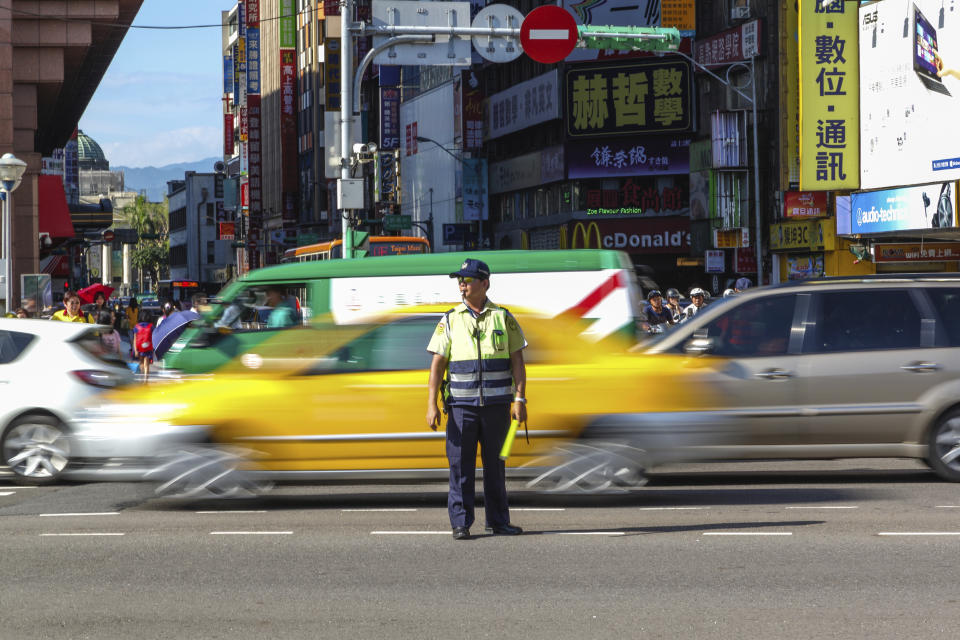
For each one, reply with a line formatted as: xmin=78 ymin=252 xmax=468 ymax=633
xmin=449 ymin=258 xmax=491 ymax=280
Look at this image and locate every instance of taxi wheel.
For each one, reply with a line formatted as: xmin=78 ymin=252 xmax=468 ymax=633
xmin=927 ymin=412 xmax=960 ymax=482
xmin=1 ymin=414 xmax=71 ymax=485
xmin=526 ymin=442 xmax=647 ymax=493
xmin=147 ymin=445 xmax=270 ymax=500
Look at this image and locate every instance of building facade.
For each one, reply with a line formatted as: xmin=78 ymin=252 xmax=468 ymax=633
xmin=167 ymin=173 xmax=234 ymax=285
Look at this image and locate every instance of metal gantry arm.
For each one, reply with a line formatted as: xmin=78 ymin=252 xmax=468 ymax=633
xmin=352 ymin=34 xmax=435 ymax=116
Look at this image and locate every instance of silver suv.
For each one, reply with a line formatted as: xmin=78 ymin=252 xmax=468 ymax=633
xmin=643 ymin=275 xmax=960 ymax=481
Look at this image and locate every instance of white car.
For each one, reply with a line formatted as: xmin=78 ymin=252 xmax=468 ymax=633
xmin=0 ymin=318 xmax=133 ymax=484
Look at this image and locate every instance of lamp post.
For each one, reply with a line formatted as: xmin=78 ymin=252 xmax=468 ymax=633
xmin=0 ymin=153 xmax=27 ymax=313
xmin=415 ymin=135 xmax=486 ymax=249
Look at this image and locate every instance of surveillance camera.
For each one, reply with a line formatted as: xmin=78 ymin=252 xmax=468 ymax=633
xmin=352 ymin=142 xmax=378 ymax=155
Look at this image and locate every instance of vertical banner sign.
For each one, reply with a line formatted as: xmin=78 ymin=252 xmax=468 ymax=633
xmin=280 ymin=49 xmax=298 ymax=223
xmin=232 ymin=44 xmax=241 ymax=107
xmin=279 ymin=0 xmax=296 ymax=48
xmin=380 ymin=88 xmax=400 ymax=150
xmin=782 ymin=0 xmax=800 ymax=189
xmin=223 ymin=52 xmax=233 ymax=94
xmin=325 ymin=39 xmax=341 ymax=110
xmin=248 ymin=94 xmax=262 ymax=216
xmin=245 ymin=0 xmax=259 ymax=27
xmin=376 ymin=151 xmax=398 ymax=204
xmin=224 ymin=113 xmax=234 ymax=156
xmin=462 ymin=158 xmax=489 ymax=221
xmin=239 ymin=106 xmax=248 ymax=142
xmin=246 ymin=27 xmax=260 ymax=95
xmin=799 ymin=0 xmax=859 ymax=190
xmin=461 ymin=71 xmax=484 ymax=150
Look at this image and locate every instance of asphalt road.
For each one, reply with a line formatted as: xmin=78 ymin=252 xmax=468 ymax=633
xmin=2 ymin=459 xmax=960 ymax=639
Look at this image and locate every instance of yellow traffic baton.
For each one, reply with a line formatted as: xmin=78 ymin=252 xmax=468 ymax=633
xmin=499 ymin=419 xmax=521 ymax=461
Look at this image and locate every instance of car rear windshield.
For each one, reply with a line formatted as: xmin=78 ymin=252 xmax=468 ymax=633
xmin=71 ymin=328 xmax=127 ymax=368
xmin=0 ymin=330 xmax=36 ymax=364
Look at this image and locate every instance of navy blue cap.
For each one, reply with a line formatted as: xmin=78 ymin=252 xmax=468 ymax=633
xmin=449 ymin=258 xmax=490 ymax=279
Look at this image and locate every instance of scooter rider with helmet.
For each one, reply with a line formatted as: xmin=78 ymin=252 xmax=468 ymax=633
xmin=664 ymin=288 xmax=683 ymax=323
xmin=642 ymin=290 xmax=675 ymax=333
xmin=683 ymin=287 xmax=708 ymax=320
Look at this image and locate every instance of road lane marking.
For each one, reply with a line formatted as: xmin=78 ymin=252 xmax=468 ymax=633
xmin=935 ymin=505 xmax=960 ymax=508
xmin=40 ymin=533 xmax=125 ymax=537
xmin=372 ymin=531 xmax=450 ymax=535
xmin=785 ymin=506 xmax=858 ymax=509
xmin=39 ymin=512 xmax=120 ymax=517
xmin=0 ymin=491 xmax=14 ymax=496
xmin=210 ymin=531 xmax=293 ymax=535
xmin=878 ymin=532 xmax=960 ymax=536
xmin=511 ymin=508 xmax=565 ymax=512
xmin=342 ymin=508 xmax=417 ymax=512
xmin=637 ymin=507 xmax=708 ymax=511
xmin=702 ymin=532 xmax=793 ymax=536
xmin=545 ymin=531 xmax=625 ymax=536
xmin=195 ymin=510 xmax=268 ymax=514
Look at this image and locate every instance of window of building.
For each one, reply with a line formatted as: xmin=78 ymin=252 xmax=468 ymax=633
xmin=207 ymin=240 xmax=216 ymax=265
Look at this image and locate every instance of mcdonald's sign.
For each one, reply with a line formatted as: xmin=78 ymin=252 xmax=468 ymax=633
xmin=570 ymin=222 xmax=602 ymax=249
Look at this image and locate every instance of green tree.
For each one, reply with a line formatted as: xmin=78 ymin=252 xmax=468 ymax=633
xmin=115 ymin=195 xmax=169 ymax=288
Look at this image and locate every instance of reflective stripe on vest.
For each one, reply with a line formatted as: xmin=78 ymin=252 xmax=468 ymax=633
xmin=446 ymin=304 xmax=513 ymax=406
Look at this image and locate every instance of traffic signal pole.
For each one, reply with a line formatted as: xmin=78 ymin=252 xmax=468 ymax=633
xmin=340 ymin=0 xmax=355 ymax=259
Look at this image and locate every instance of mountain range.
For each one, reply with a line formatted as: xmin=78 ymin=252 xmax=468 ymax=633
xmin=114 ymin=157 xmax=222 ymax=202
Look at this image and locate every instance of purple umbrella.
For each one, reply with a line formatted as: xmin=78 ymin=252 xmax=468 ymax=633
xmin=153 ymin=310 xmax=201 ymax=359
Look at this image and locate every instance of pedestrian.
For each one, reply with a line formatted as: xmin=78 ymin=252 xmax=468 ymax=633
xmin=125 ymin=298 xmax=139 ymax=342
xmin=426 ymin=258 xmax=527 ymax=540
xmin=14 ymin=308 xmax=28 ymax=319
xmin=641 ymin=289 xmax=675 ymax=333
xmin=156 ymin=301 xmax=174 ymax=329
xmin=92 ymin=291 xmax=108 ymax=318
xmin=133 ymin=310 xmax=155 ymax=381
xmin=734 ymin=277 xmax=752 ymax=293
xmin=664 ymin=288 xmax=683 ymax=323
xmin=97 ymin=309 xmax=122 ymax=356
xmin=51 ymin=291 xmax=93 ymax=322
xmin=683 ymin=287 xmax=708 ymax=320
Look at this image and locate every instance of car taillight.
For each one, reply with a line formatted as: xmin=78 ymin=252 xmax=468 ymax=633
xmin=70 ymin=370 xmax=125 ymax=389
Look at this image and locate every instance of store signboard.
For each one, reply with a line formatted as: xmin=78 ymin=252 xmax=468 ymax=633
xmin=567 ymin=135 xmax=690 ymax=178
xmin=568 ymin=217 xmax=691 ymax=254
xmin=847 ymin=182 xmax=957 ymax=234
xmin=769 ymin=219 xmax=837 ymax=251
xmin=875 ymin=242 xmax=960 ymax=262
xmin=705 ymin=249 xmax=725 ymax=274
xmin=565 ymin=58 xmax=693 ymax=138
xmin=799 ymin=0 xmax=859 ymax=190
xmin=694 ymin=19 xmax=761 ymax=68
xmin=784 ymin=190 xmax=828 ymax=218
xmin=787 ymin=254 xmax=825 ymax=280
xmin=486 ymin=70 xmax=559 ymax=141
xmin=859 ymin=0 xmax=960 ymax=189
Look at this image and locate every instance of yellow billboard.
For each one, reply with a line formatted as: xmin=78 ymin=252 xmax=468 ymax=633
xmin=799 ymin=0 xmax=859 ymax=190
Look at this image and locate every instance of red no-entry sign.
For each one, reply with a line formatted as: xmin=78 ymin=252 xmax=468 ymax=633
xmin=521 ymin=6 xmax=578 ymax=64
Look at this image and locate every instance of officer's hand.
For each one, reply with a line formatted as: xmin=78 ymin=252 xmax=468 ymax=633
xmin=511 ymin=401 xmax=527 ymax=425
xmin=426 ymin=404 xmax=441 ymax=431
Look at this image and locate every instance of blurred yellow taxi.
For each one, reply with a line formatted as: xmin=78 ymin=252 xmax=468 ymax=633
xmin=68 ymin=309 xmax=723 ymax=496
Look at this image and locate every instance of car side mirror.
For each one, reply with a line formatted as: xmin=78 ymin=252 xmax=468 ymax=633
xmin=684 ymin=336 xmax=715 ymax=355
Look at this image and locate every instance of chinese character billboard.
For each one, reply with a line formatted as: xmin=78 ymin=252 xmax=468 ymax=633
xmin=567 ymin=135 xmax=690 ymax=178
xmin=859 ymin=0 xmax=960 ymax=189
xmin=565 ymin=58 xmax=693 ymax=138
xmin=799 ymin=0 xmax=860 ymax=190
xmin=487 ymin=70 xmax=559 ymax=141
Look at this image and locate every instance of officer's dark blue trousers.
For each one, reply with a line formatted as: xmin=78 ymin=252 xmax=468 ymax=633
xmin=445 ymin=404 xmax=511 ymax=529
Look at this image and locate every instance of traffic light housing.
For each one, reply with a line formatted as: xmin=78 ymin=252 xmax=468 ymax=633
xmin=577 ymin=25 xmax=680 ymax=52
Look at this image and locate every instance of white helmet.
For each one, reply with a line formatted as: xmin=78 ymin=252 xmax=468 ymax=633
xmin=689 ymin=287 xmax=706 ymax=297
xmin=723 ymin=288 xmax=736 ymax=298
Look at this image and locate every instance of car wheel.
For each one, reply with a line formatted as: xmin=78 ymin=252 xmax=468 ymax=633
xmin=1 ymin=415 xmax=71 ymax=485
xmin=146 ymin=445 xmax=271 ymax=500
xmin=928 ymin=411 xmax=960 ymax=482
xmin=525 ymin=442 xmax=648 ymax=493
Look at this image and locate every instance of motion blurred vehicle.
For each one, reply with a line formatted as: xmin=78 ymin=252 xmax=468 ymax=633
xmin=162 ymin=250 xmax=643 ymax=375
xmin=68 ymin=310 xmax=726 ymax=497
xmin=641 ymin=274 xmax=960 ymax=481
xmin=0 ymin=319 xmax=132 ymax=484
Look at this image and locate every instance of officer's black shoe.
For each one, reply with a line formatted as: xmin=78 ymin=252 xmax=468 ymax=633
xmin=452 ymin=527 xmax=470 ymax=540
xmin=484 ymin=523 xmax=523 ymax=535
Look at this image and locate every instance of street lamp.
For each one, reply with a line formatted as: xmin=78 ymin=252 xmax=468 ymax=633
xmin=415 ymin=135 xmax=486 ymax=248
xmin=0 ymin=153 xmax=27 ymax=313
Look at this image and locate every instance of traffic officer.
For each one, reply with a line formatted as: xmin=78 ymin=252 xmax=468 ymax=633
xmin=426 ymin=258 xmax=527 ymax=540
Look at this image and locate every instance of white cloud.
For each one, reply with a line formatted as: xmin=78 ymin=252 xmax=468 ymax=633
xmin=100 ymin=126 xmax=221 ymax=168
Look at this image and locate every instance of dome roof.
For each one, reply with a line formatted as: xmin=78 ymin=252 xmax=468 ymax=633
xmin=76 ymin=130 xmax=109 ymax=170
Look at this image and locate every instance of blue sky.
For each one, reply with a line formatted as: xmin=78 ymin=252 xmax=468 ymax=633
xmin=80 ymin=1 xmax=236 ymax=168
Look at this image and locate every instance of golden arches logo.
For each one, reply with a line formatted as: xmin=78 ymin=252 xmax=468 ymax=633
xmin=570 ymin=222 xmax=602 ymax=249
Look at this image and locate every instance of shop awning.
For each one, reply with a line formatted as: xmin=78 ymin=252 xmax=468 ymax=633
xmin=40 ymin=254 xmax=70 ymax=277
xmin=38 ymin=174 xmax=76 ymax=238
